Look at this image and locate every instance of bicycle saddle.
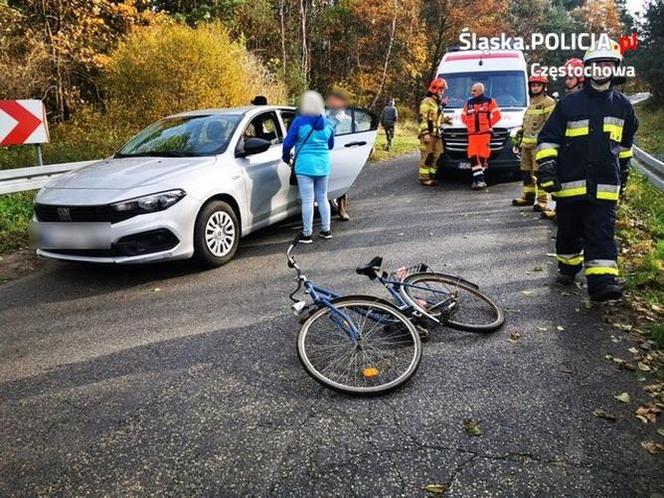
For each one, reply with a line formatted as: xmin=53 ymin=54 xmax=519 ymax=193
xmin=355 ymin=256 xmax=383 ymax=280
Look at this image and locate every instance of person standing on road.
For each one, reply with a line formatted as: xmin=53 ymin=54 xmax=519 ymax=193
xmin=462 ymin=82 xmax=501 ymax=190
xmin=417 ymin=78 xmax=450 ymax=186
xmin=380 ymin=98 xmax=399 ymax=151
xmin=511 ymin=72 xmax=556 ymax=210
xmin=283 ymin=91 xmax=335 ymax=244
xmin=538 ymin=58 xmax=587 ymax=222
xmin=326 ymin=87 xmax=352 ymax=221
xmin=536 ymin=40 xmax=638 ymax=302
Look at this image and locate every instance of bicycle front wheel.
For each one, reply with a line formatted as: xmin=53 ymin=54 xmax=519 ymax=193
xmin=401 ymin=273 xmax=504 ymax=333
xmin=297 ymin=296 xmax=422 ymax=395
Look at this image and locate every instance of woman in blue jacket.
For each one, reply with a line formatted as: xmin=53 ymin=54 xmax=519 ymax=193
xmin=282 ymin=91 xmax=335 ymax=243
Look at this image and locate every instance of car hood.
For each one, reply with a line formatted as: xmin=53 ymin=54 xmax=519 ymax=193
xmin=44 ymin=156 xmax=217 ymax=190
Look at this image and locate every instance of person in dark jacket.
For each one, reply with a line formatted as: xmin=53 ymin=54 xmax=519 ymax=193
xmin=536 ymin=40 xmax=638 ymax=302
xmin=380 ymin=98 xmax=399 ymax=150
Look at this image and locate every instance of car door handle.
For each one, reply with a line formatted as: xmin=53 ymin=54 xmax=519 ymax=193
xmin=344 ymin=141 xmax=367 ymax=148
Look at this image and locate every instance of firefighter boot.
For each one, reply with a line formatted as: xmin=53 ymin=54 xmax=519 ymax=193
xmin=534 ymin=191 xmax=549 ymax=212
xmin=513 ymin=172 xmax=536 ymax=206
xmin=590 ymin=281 xmax=623 ymax=302
xmin=541 ymin=207 xmax=556 ymax=221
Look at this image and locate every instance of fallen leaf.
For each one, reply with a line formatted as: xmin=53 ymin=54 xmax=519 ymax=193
xmin=635 ymin=404 xmax=660 ymax=424
xmin=424 ymin=483 xmax=449 ymax=495
xmin=592 ymin=408 xmax=617 ymax=421
xmin=153 ymin=288 xmax=161 ymax=292
xmin=615 ymin=392 xmax=631 ymax=404
xmin=508 ymin=330 xmax=521 ymax=344
xmin=560 ymin=291 xmax=572 ymax=297
xmin=532 ymin=266 xmax=543 ymax=272
xmin=641 ymin=440 xmax=664 ymax=455
xmin=657 ymin=427 xmax=664 ymax=437
xmin=463 ymin=419 xmax=483 ymax=437
xmin=628 ymin=347 xmax=639 ymax=354
xmin=536 ymin=326 xmax=548 ymax=332
xmin=522 ymin=290 xmax=533 ymax=296
xmin=637 ymin=362 xmax=652 ymax=372
xmin=556 ymin=325 xmax=565 ymax=331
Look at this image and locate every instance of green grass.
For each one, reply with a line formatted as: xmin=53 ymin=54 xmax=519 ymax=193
xmin=617 ymin=171 xmax=664 ymax=312
xmin=0 ymin=191 xmax=35 ymax=254
xmin=370 ymin=120 xmax=420 ymax=163
xmin=617 ymin=104 xmax=664 ymax=312
xmin=634 ymin=102 xmax=664 ymax=156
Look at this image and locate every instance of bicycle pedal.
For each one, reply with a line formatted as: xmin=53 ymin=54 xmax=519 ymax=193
xmin=416 ymin=325 xmax=430 ymax=341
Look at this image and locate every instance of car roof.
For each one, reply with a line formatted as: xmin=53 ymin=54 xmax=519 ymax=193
xmin=171 ymin=105 xmax=295 ymax=119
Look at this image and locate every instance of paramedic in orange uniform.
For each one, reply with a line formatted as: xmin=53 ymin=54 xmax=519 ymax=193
xmin=461 ymin=83 xmax=502 ymax=190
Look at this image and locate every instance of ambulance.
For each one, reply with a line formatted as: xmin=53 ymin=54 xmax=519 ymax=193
xmin=436 ymin=49 xmax=528 ymax=176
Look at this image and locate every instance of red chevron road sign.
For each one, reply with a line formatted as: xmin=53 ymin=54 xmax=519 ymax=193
xmin=0 ymin=100 xmax=49 ymax=146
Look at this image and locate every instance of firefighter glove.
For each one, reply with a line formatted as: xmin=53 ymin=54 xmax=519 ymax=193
xmin=537 ymin=160 xmax=561 ymax=193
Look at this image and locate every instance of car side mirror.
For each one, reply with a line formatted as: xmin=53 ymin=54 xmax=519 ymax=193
xmin=237 ymin=138 xmax=271 ymax=157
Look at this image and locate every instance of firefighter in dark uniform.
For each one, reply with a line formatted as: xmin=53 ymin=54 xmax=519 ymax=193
xmin=536 ymin=40 xmax=638 ymax=302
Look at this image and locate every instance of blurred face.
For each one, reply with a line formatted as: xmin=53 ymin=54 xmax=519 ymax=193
xmin=564 ymin=74 xmax=579 ymax=89
xmin=471 ymin=85 xmax=483 ymax=97
xmin=589 ymin=60 xmax=616 ymax=82
xmin=529 ymin=82 xmax=544 ymax=95
xmin=326 ymin=94 xmax=347 ymax=110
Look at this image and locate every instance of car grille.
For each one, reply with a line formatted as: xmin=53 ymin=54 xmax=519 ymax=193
xmin=34 ymin=204 xmax=136 ymax=224
xmin=442 ymin=127 xmax=510 ymax=154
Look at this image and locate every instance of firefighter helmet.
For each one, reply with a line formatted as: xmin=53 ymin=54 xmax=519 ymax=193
xmin=583 ymin=39 xmax=622 ymax=64
xmin=528 ymin=73 xmax=548 ymax=85
xmin=563 ymin=58 xmax=585 ymax=83
xmin=428 ymin=78 xmax=448 ymax=94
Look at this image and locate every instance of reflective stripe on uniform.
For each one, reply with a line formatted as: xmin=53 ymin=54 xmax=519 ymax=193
xmin=522 ymin=136 xmax=537 ymax=145
xmin=556 ymin=252 xmax=584 ymax=266
xmin=596 ymin=183 xmax=620 ymax=201
xmin=603 ymin=116 xmax=624 ymax=142
xmin=585 ymin=259 xmax=619 ymax=276
xmin=525 ymin=106 xmax=555 ymax=116
xmin=523 ymin=184 xmax=536 ymax=193
xmin=535 ymin=142 xmax=559 ymax=161
xmin=618 ymin=146 xmax=633 ymax=159
xmin=565 ymin=119 xmax=589 ymax=137
xmin=552 ymin=179 xmax=587 ymax=198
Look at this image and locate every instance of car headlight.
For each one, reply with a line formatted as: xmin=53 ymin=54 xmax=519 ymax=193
xmin=111 ymin=189 xmax=186 ymax=214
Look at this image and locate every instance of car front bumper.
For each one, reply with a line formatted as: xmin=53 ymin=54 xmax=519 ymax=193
xmin=34 ymin=195 xmax=198 ymax=264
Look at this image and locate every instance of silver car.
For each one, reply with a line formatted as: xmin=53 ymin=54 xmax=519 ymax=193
xmin=33 ymin=105 xmax=377 ymax=267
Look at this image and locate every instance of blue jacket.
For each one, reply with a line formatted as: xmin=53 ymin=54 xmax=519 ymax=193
xmin=282 ymin=115 xmax=334 ymax=177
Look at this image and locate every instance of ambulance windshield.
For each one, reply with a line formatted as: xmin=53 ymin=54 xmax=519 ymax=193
xmin=439 ymin=71 xmax=527 ymax=109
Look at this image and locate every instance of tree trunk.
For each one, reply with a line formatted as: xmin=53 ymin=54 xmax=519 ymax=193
xmin=370 ymin=0 xmax=398 ymax=109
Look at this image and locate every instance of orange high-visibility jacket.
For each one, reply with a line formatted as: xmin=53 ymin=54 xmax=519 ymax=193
xmin=462 ymin=96 xmax=502 ymax=135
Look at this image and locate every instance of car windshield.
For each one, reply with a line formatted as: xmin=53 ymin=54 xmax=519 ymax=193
xmin=439 ymin=71 xmax=527 ymax=109
xmin=116 ymin=114 xmax=241 ymax=158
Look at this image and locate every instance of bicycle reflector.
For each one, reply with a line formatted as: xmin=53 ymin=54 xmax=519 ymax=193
xmin=362 ymin=367 xmax=380 ymax=378
xmin=291 ymin=301 xmax=306 ymax=316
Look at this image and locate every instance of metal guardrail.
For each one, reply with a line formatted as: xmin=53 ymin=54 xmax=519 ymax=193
xmin=0 ymin=161 xmax=95 ymax=195
xmin=633 ymin=146 xmax=664 ymax=191
xmin=627 ymin=92 xmax=664 ymax=192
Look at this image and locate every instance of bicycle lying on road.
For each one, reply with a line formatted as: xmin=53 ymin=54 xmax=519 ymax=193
xmin=286 ymin=238 xmax=504 ymax=395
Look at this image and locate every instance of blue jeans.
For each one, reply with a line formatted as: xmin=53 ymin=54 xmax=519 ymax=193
xmin=297 ymin=174 xmax=331 ymax=236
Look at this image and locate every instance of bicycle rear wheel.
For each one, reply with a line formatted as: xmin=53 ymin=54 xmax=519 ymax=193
xmin=401 ymin=273 xmax=504 ymax=333
xmin=297 ymin=296 xmax=422 ymax=395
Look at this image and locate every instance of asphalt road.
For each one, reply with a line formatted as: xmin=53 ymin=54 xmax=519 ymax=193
xmin=1 ymin=154 xmax=662 ymax=497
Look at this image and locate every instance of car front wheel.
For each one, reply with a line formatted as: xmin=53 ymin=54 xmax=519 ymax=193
xmin=193 ymin=200 xmax=239 ymax=268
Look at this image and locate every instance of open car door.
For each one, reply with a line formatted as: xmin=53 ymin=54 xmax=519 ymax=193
xmin=327 ymin=108 xmax=378 ymax=198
